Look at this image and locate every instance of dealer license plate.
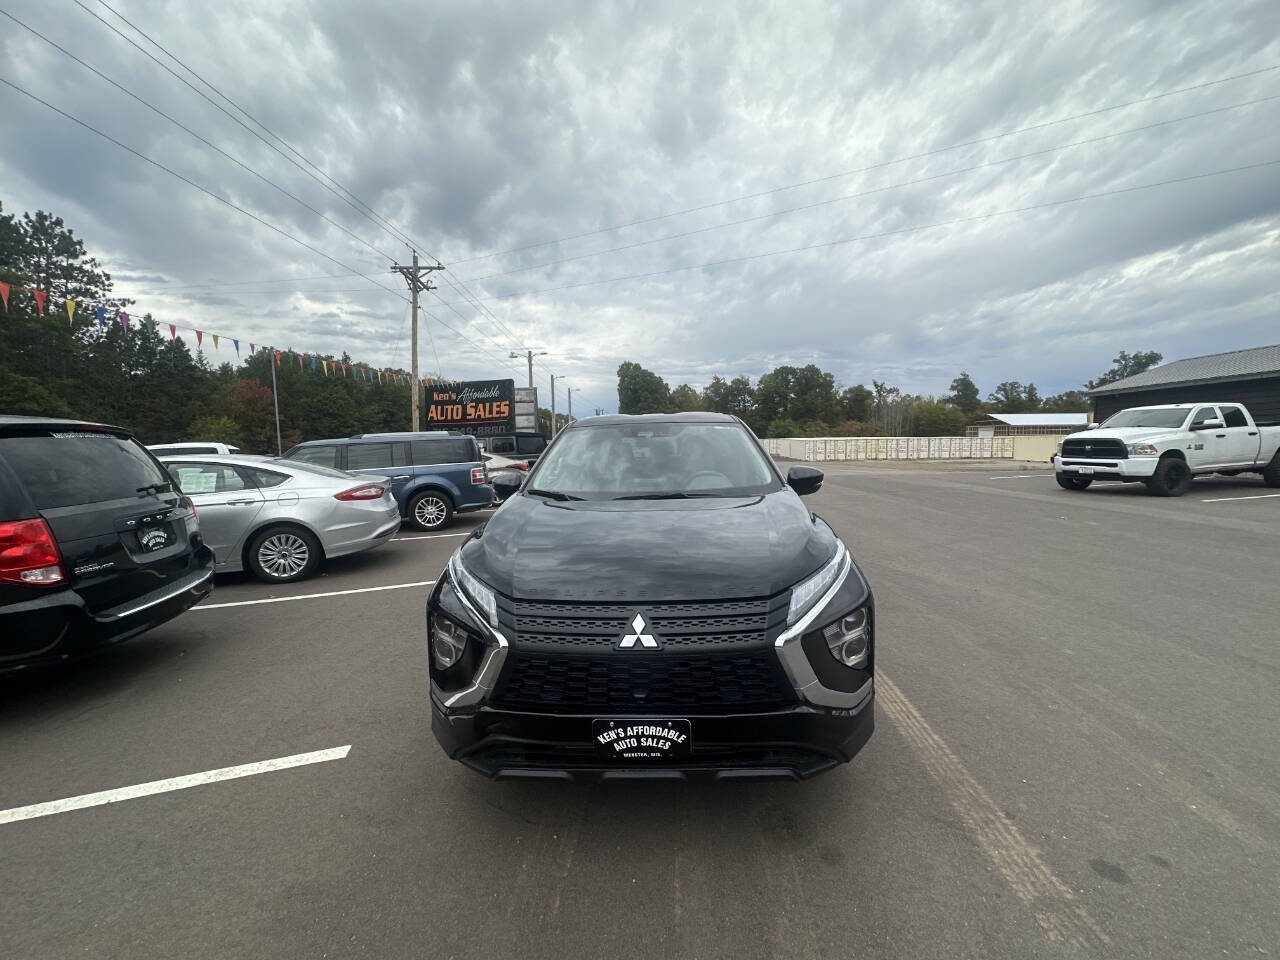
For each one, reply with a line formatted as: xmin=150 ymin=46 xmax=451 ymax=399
xmin=1075 ymin=465 xmax=1094 ymax=474
xmin=593 ymin=719 xmax=692 ymax=761
xmin=137 ymin=525 xmax=173 ymax=552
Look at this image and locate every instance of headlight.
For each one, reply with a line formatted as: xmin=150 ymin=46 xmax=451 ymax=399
xmin=448 ymin=551 xmax=498 ymax=627
xmin=430 ymin=612 xmax=468 ymax=670
xmin=787 ymin=542 xmax=847 ymax=625
xmin=1126 ymin=442 xmax=1159 ymax=456
xmin=823 ymin=607 xmax=870 ymax=668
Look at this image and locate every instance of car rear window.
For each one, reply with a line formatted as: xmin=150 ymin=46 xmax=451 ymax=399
xmin=150 ymin=445 xmax=217 ymax=456
xmin=1222 ymin=406 xmax=1248 ymax=428
xmin=411 ymin=438 xmax=477 ymax=465
xmin=516 ymin=435 xmax=546 ymax=454
xmin=0 ymin=431 xmax=171 ymax=510
xmin=347 ymin=442 xmax=408 ymax=470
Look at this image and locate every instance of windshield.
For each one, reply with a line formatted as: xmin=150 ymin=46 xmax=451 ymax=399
xmin=0 ymin=431 xmax=171 ymax=509
xmin=1100 ymin=408 xmax=1191 ymax=428
xmin=527 ymin=421 xmax=779 ymax=500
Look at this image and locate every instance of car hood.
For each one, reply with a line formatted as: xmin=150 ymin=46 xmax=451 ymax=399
xmin=460 ymin=490 xmax=838 ymax=602
xmin=1064 ymin=428 xmax=1180 ymax=444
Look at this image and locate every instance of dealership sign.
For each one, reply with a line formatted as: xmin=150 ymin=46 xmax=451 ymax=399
xmin=425 ymin=378 xmax=516 ymax=436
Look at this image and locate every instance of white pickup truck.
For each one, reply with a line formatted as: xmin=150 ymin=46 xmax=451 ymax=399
xmin=1053 ymin=403 xmax=1280 ymax=497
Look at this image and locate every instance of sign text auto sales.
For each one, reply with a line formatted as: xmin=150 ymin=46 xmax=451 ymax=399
xmin=425 ymin=378 xmax=516 ymax=436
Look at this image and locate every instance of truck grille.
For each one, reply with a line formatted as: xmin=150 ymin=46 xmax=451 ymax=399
xmin=491 ymin=595 xmax=796 ymax=712
xmin=1060 ymin=438 xmax=1127 ymax=459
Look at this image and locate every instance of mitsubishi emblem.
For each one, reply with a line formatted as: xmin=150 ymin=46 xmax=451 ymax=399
xmin=618 ymin=613 xmax=660 ymax=649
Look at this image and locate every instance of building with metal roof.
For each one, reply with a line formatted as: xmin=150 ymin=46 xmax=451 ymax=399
xmin=1088 ymin=343 xmax=1280 ymax=422
xmin=966 ymin=412 xmax=1088 ymax=437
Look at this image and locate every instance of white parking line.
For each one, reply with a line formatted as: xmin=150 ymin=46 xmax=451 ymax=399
xmin=1200 ymin=492 xmax=1280 ymax=503
xmin=393 ymin=533 xmax=469 ymax=541
xmin=0 ymin=745 xmax=351 ymax=826
xmin=194 ymin=580 xmax=436 ymax=610
xmin=988 ymin=474 xmax=1052 ymax=480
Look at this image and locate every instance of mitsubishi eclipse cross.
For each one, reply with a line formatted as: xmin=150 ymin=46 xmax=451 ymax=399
xmin=425 ymin=413 xmax=875 ymax=781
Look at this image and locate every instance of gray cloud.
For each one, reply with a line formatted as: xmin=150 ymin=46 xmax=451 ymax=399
xmin=2 ymin=0 xmax=1278 ymax=413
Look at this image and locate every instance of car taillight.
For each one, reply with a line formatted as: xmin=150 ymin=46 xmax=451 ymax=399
xmin=183 ymin=495 xmax=199 ymax=523
xmin=336 ymin=484 xmax=386 ymax=501
xmin=0 ymin=518 xmax=65 ymax=586
xmin=471 ymin=467 xmax=486 ymax=485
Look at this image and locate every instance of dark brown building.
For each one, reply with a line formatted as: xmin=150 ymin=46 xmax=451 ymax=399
xmin=1089 ymin=344 xmax=1280 ymax=423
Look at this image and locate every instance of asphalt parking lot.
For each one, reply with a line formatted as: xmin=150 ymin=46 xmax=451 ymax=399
xmin=3 ymin=468 xmax=1278 ymax=959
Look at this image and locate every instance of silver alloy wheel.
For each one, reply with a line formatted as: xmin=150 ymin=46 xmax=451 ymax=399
xmin=257 ymin=532 xmax=310 ymax=579
xmin=414 ymin=495 xmax=448 ymax=528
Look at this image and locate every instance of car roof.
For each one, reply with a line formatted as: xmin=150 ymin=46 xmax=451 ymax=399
xmin=146 ymin=441 xmax=236 ymax=448
xmin=293 ymin=433 xmax=474 ymax=445
xmin=0 ymin=415 xmax=131 ymax=434
xmin=566 ymin=412 xmax=739 ymax=427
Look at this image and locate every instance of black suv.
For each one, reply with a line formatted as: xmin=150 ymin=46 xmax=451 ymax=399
xmin=426 ymin=413 xmax=874 ymax=781
xmin=0 ymin=417 xmax=214 ymax=673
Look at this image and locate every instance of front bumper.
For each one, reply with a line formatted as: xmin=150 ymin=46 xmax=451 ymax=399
xmin=431 ymin=689 xmax=874 ymax=782
xmin=1054 ymin=454 xmax=1158 ymax=481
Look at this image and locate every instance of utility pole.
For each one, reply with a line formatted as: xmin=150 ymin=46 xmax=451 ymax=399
xmin=392 ymin=250 xmax=444 ymax=431
xmin=269 ymin=349 xmax=282 ymax=456
xmin=509 ymin=349 xmax=547 ymax=388
xmin=550 ymin=373 xmax=557 ymax=436
xmin=567 ymin=387 xmax=573 ymax=424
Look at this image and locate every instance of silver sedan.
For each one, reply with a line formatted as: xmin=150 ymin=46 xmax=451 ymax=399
xmin=159 ymin=455 xmax=401 ymax=582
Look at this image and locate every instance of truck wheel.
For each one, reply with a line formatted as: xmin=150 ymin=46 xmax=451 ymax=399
xmin=409 ymin=491 xmax=453 ymax=530
xmin=1055 ymin=475 xmax=1092 ymax=491
xmin=1145 ymin=458 xmax=1192 ymax=497
xmin=247 ymin=525 xmax=321 ymax=583
xmin=1263 ymin=453 xmax=1280 ymax=488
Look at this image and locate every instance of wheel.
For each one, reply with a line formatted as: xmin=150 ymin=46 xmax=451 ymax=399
xmin=409 ymin=490 xmax=453 ymax=530
xmin=1263 ymin=452 xmax=1280 ymax=488
xmin=1055 ymin=474 xmax=1092 ymax=490
xmin=1144 ymin=457 xmax=1192 ymax=497
xmin=247 ymin=526 xmax=321 ymax=582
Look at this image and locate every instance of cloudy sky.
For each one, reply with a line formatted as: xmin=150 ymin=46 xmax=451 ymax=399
xmin=3 ymin=0 xmax=1278 ymax=411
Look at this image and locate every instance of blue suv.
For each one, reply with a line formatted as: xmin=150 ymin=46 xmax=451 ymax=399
xmin=284 ymin=432 xmax=493 ymax=530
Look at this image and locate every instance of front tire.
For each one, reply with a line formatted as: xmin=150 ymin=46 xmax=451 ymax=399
xmin=247 ymin=526 xmax=321 ymax=582
xmin=1055 ymin=474 xmax=1092 ymax=491
xmin=409 ymin=491 xmax=453 ymax=530
xmin=1145 ymin=457 xmax=1192 ymax=497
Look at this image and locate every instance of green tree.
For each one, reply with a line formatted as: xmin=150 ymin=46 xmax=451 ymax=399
xmin=701 ymin=375 xmax=757 ymax=427
xmin=670 ymin=383 xmax=701 ymax=411
xmin=1086 ymin=350 xmax=1163 ymax=390
xmin=616 ymin=361 xmax=672 ymax=414
xmin=1041 ymin=389 xmax=1088 ymax=413
xmin=186 ymin=414 xmax=245 ymax=448
xmin=947 ymin=372 xmax=982 ymax=414
xmin=986 ymin=381 xmax=1040 ymax=413
xmin=840 ymin=384 xmax=873 ymax=422
xmin=755 ymin=364 xmax=841 ymax=427
xmin=910 ymin=399 xmax=969 ymax=436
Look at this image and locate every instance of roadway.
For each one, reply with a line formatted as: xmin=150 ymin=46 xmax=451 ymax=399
xmin=2 ymin=468 xmax=1277 ymax=959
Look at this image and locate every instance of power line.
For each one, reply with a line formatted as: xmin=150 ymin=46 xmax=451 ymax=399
xmin=0 ymin=75 xmax=521 ymax=376
xmin=459 ymin=95 xmax=1279 ymax=284
xmin=1 ymin=7 xmax=400 ymax=268
xmin=438 ymin=158 xmax=1280 ymax=303
xmin=444 ymin=64 xmax=1280 ymax=266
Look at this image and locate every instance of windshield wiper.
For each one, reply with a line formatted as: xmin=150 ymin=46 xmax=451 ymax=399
xmin=136 ymin=481 xmax=173 ymax=497
xmin=612 ymin=492 xmax=725 ymax=500
xmin=525 ymin=488 xmax=584 ymax=501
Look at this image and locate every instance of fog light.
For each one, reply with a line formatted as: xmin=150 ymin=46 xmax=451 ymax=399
xmin=823 ymin=608 xmax=869 ymax=668
xmin=431 ymin=612 xmax=468 ymax=670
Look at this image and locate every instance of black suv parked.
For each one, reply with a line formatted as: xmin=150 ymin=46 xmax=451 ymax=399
xmin=0 ymin=417 xmax=214 ymax=673
xmin=427 ymin=413 xmax=874 ymax=781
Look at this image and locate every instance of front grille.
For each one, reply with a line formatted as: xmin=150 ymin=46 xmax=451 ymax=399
xmin=493 ymin=650 xmax=795 ymax=712
xmin=1060 ymin=438 xmax=1127 ymax=459
xmin=502 ymin=597 xmax=784 ymax=650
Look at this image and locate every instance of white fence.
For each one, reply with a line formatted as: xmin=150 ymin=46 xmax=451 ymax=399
xmin=762 ymin=436 xmax=1016 ymax=462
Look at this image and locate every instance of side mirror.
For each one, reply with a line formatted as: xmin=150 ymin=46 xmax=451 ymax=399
xmin=786 ymin=465 xmax=824 ymax=496
xmin=491 ymin=473 xmax=524 ymax=500
xmin=1086 ymin=422 xmax=1100 ymax=430
xmin=1192 ymin=418 xmax=1224 ymax=431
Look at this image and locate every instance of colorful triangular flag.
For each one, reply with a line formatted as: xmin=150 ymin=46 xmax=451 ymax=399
xmin=119 ymin=310 xmax=130 ymax=332
xmin=0 ymin=281 xmax=9 ymax=312
xmin=195 ymin=329 xmax=203 ymax=347
xmin=212 ymin=334 xmax=220 ymax=350
xmin=168 ymin=323 xmax=177 ymax=339
xmin=274 ymin=349 xmax=281 ymax=367
xmin=33 ymin=289 xmax=47 ymax=315
xmin=233 ymin=339 xmax=240 ymax=357
xmin=65 ymin=298 xmax=76 ymax=325
xmin=297 ymin=353 xmax=303 ymax=370
xmin=250 ymin=343 xmax=257 ymax=354
xmin=95 ymin=305 xmax=105 ymax=329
